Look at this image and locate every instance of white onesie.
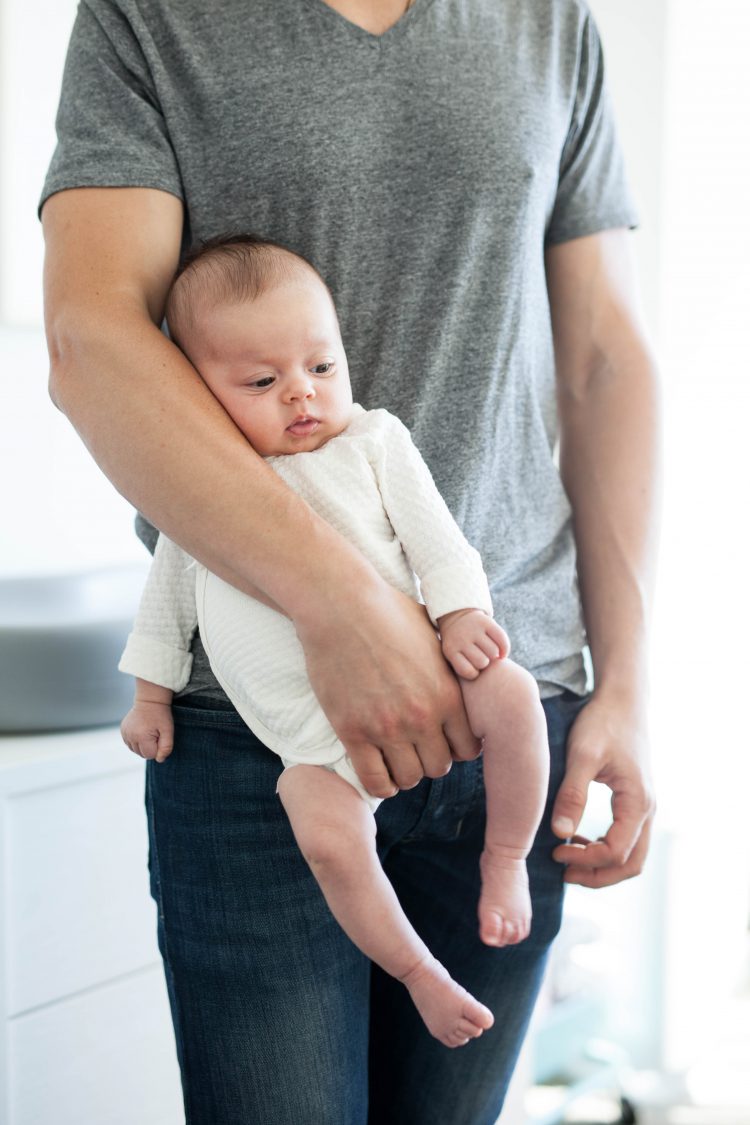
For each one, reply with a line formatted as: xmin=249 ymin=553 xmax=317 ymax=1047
xmin=119 ymin=406 xmax=493 ymax=809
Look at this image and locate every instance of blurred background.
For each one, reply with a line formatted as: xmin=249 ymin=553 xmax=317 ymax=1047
xmin=1 ymin=1 xmax=748 ymax=1122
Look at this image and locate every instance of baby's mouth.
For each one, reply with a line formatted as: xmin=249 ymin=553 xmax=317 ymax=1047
xmin=287 ymin=416 xmax=320 ymax=436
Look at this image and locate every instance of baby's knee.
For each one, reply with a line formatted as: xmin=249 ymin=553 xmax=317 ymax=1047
xmin=464 ymin=658 xmax=543 ymax=734
xmin=503 ymin=661 xmax=543 ymax=710
xmin=297 ymin=823 xmax=347 ymax=873
xmin=479 ymin=658 xmax=540 ymax=707
xmin=295 ymin=812 xmax=372 ymax=877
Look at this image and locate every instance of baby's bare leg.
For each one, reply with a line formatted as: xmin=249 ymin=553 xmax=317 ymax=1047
xmin=277 ymin=764 xmax=494 ymax=1047
xmin=460 ymin=660 xmax=549 ymax=947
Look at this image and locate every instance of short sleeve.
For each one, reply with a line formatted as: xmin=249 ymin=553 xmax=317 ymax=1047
xmin=39 ymin=0 xmax=184 ymax=215
xmin=545 ymin=12 xmax=639 ymax=246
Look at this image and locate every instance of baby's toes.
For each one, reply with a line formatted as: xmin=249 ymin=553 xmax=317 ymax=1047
xmin=511 ymin=912 xmax=533 ymax=942
xmin=517 ymin=916 xmax=531 ymax=942
xmin=480 ymin=909 xmax=506 ymax=947
xmin=445 ymin=1018 xmax=484 ymax=1049
xmin=500 ymin=916 xmax=530 ymax=946
xmin=462 ymin=995 xmax=494 ymax=1031
xmin=445 ymin=1030 xmax=470 ymax=1049
xmin=456 ymin=1017 xmax=484 ymax=1041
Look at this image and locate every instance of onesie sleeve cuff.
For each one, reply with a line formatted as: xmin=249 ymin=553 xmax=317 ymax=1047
xmin=420 ymin=566 xmax=494 ymax=626
xmin=118 ymin=634 xmax=193 ymax=692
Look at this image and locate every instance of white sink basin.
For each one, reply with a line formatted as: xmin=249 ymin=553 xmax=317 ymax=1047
xmin=0 ymin=566 xmax=148 ymax=732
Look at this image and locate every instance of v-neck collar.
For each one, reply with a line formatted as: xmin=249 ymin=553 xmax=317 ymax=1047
xmin=303 ymin=0 xmax=436 ymax=48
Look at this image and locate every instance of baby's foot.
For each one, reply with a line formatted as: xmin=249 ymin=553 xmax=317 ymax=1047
xmin=400 ymin=956 xmax=494 ymax=1048
xmin=479 ymin=845 xmax=532 ymax=947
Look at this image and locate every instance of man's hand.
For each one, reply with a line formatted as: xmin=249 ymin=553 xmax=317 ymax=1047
xmin=438 ymin=608 xmax=510 ymax=680
xmin=551 ymin=692 xmax=655 ymax=887
xmin=546 ymin=230 xmax=661 ymax=889
xmin=297 ymin=585 xmax=481 ymax=799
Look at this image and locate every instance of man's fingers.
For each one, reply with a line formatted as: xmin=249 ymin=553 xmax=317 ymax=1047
xmin=557 ymin=823 xmax=652 ymax=888
xmin=600 ymin=782 xmax=650 ymax=865
xmin=346 ymin=743 xmax=399 ymax=799
xmin=411 ymin=727 xmax=459 ymax=778
xmin=443 ymin=706 xmax=482 ymax=762
xmin=551 ymin=758 xmax=594 ymax=839
xmin=553 ymin=780 xmax=652 ymax=869
xmin=381 ymin=743 xmax=429 ymax=789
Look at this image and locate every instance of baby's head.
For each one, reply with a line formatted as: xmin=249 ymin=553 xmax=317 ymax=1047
xmin=166 ymin=234 xmax=353 ymax=457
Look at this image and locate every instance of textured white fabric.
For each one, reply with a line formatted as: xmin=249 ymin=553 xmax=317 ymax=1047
xmin=119 ymin=406 xmax=493 ymax=804
xmin=118 ymin=534 xmax=197 ymax=691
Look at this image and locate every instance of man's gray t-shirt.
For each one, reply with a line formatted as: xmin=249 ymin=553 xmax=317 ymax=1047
xmin=41 ymin=0 xmax=638 ymax=701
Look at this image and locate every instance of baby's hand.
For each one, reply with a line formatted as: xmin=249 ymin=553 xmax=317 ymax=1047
xmin=120 ymin=701 xmax=174 ymax=763
xmin=438 ymin=609 xmax=510 ymax=680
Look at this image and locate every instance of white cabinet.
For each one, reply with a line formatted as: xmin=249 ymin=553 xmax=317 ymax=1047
xmin=0 ymin=729 xmax=183 ymax=1125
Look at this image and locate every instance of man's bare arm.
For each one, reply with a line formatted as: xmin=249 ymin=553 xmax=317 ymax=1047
xmin=43 ymin=187 xmax=479 ymax=794
xmin=545 ymin=228 xmax=661 ymax=887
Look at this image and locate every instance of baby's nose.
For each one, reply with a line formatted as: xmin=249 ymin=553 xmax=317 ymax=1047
xmin=287 ymin=373 xmax=315 ymax=399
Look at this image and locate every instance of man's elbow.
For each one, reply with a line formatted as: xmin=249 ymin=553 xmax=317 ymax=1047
xmin=45 ymin=313 xmax=83 ymax=416
xmin=45 ymin=303 xmax=125 ymax=416
xmin=48 ymin=370 xmax=64 ymax=413
xmin=556 ymin=328 xmax=658 ymax=407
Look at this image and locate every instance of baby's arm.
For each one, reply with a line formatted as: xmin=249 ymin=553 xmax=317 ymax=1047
xmin=373 ymin=412 xmax=495 ymax=625
xmin=438 ymin=609 xmax=510 ymax=681
xmin=119 ymin=534 xmax=198 ymax=763
xmin=121 ymin=678 xmax=175 ymax=763
xmin=119 ymin=534 xmax=199 ymax=689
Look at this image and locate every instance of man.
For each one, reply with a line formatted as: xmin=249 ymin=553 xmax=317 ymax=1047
xmin=40 ymin=0 xmax=658 ymax=1120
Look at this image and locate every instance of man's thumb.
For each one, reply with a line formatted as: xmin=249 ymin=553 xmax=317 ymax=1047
xmin=551 ymin=762 xmax=592 ymax=839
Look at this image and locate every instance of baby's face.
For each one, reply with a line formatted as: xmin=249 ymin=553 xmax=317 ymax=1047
xmin=183 ymin=273 xmax=353 ymax=457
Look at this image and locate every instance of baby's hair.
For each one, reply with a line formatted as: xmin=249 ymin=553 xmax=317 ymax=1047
xmin=165 ymin=232 xmax=333 ymax=350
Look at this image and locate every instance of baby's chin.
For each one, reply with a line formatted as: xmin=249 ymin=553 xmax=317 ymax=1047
xmin=306 ymin=416 xmax=351 ymax=452
xmin=268 ymin=410 xmax=354 ymax=456
xmin=310 ymin=402 xmax=355 ymax=448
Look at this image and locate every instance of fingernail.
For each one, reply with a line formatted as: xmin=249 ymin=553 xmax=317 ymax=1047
xmin=553 ymin=817 xmax=574 ymax=836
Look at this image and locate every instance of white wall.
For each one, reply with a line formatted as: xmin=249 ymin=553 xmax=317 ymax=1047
xmin=589 ymin=0 xmax=669 ymax=341
xmin=582 ymin=0 xmax=750 ymax=1081
xmin=651 ymin=0 xmax=750 ymax=1073
xmin=0 ymin=0 xmax=77 ymax=325
xmin=0 ymin=0 xmax=144 ymax=578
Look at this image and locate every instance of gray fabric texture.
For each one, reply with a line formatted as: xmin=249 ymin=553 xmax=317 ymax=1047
xmin=41 ymin=0 xmax=638 ymax=700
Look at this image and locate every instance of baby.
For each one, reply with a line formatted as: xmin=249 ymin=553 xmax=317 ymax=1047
xmin=119 ymin=235 xmax=549 ymax=1049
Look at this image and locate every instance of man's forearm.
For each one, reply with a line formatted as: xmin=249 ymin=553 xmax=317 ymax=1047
xmin=559 ymin=347 xmax=662 ymax=702
xmin=545 ymin=231 xmax=658 ymax=882
xmin=42 ymin=187 xmax=479 ymax=784
xmin=48 ymin=305 xmax=379 ymax=620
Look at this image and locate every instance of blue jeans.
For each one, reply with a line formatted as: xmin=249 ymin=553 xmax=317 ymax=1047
xmin=145 ymin=690 xmax=588 ymax=1125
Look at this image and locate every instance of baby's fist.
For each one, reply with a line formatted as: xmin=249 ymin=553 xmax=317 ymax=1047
xmin=439 ymin=609 xmax=510 ymax=680
xmin=120 ymin=701 xmax=174 ymax=763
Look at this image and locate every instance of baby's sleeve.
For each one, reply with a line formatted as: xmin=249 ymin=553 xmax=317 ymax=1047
xmin=118 ymin=534 xmax=198 ymax=691
xmin=373 ymin=413 xmax=494 ymax=625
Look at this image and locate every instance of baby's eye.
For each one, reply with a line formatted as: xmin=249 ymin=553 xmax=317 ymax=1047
xmin=249 ymin=375 xmax=275 ymax=389
xmin=311 ymin=361 xmax=334 ymax=376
